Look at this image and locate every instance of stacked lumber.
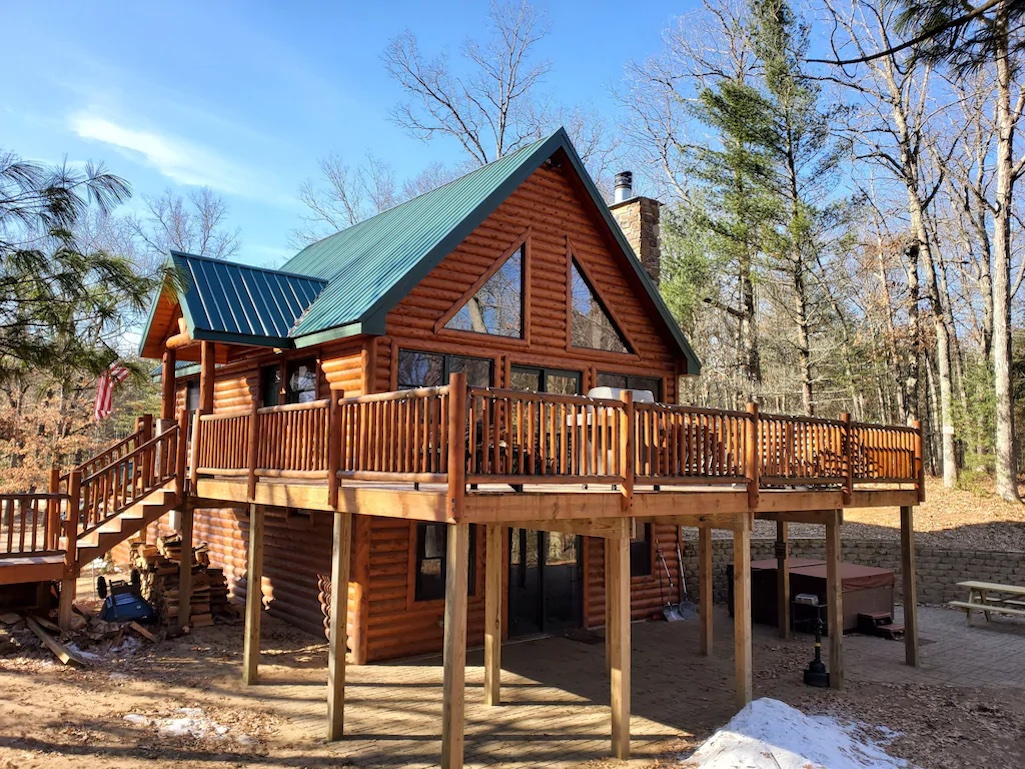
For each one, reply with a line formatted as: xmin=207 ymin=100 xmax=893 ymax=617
xmin=129 ymin=536 xmax=230 ymax=628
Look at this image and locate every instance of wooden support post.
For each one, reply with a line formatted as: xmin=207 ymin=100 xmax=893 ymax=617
xmin=912 ymin=420 xmax=925 ymax=503
xmin=58 ymin=469 xmax=81 ymax=632
xmin=484 ymin=523 xmax=502 ymax=706
xmin=199 ymin=340 xmax=215 ymax=413
xmin=140 ymin=414 xmax=153 ymax=488
xmin=825 ymin=512 xmax=844 ymax=689
xmin=242 ymin=503 xmax=265 ymax=685
xmin=47 ymin=465 xmax=60 ymax=551
xmin=247 ymin=376 xmax=261 ymax=503
xmin=441 ymin=522 xmax=470 ymax=769
xmin=733 ymin=513 xmax=752 ymax=709
xmin=177 ymin=500 xmax=194 ymax=631
xmin=604 ymin=541 xmax=612 ymax=676
xmin=699 ymin=525 xmax=713 ymax=656
xmin=776 ymin=521 xmax=790 ymax=640
xmin=608 ymin=527 xmax=631 ymax=760
xmin=446 ymin=372 xmax=468 ymax=522
xmin=840 ymin=412 xmax=853 ymax=505
xmin=327 ymin=389 xmax=343 ymax=509
xmin=900 ymin=505 xmax=920 ymax=667
xmin=327 ymin=511 xmax=352 ymax=740
xmin=161 ymin=348 xmax=176 ymax=421
xmin=618 ymin=390 xmax=634 ymax=509
xmin=175 ymin=408 xmax=189 ymax=501
xmin=189 ymin=409 xmax=203 ymax=489
xmin=745 ymin=403 xmax=760 ymax=511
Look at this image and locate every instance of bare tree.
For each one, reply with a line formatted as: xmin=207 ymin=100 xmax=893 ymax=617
xmin=128 ymin=187 xmax=240 ymax=271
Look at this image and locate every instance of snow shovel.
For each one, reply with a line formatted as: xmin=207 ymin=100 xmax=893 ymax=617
xmin=656 ymin=545 xmax=692 ymax=621
xmin=675 ymin=541 xmax=699 ymax=619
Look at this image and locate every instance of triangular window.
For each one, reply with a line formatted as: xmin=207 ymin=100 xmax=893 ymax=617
xmin=445 ymin=245 xmax=523 ymax=338
xmin=570 ymin=259 xmax=630 ymax=354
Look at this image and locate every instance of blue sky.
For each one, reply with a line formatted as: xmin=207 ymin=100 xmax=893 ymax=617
xmin=3 ymin=1 xmax=694 ymax=268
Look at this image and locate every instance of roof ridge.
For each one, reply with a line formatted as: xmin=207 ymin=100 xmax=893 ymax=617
xmin=170 ymin=249 xmax=328 ymax=284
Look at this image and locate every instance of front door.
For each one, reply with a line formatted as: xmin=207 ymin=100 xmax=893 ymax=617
xmin=508 ymin=528 xmax=583 ymax=636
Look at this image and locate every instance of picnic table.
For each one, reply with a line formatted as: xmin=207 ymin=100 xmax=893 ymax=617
xmin=950 ymin=580 xmax=1025 ymax=624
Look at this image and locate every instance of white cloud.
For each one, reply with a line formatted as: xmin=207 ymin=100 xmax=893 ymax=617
xmin=68 ymin=112 xmax=275 ymax=202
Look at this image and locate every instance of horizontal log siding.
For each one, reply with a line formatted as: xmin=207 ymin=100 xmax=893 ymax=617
xmin=584 ymin=525 xmax=683 ymax=626
xmin=363 ymin=517 xmax=487 ymax=662
xmin=382 ymin=162 xmax=679 ymax=402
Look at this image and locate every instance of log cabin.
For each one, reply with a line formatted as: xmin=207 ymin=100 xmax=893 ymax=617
xmin=0 ymin=128 xmax=925 ymax=768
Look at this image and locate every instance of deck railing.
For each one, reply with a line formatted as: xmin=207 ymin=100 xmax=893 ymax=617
xmin=189 ymin=373 xmax=924 ymax=503
xmin=0 ymin=493 xmax=66 ymax=556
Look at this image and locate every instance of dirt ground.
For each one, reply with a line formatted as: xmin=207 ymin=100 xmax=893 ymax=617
xmin=2 ymin=599 xmax=1025 ymax=768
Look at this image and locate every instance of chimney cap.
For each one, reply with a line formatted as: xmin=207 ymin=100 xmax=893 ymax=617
xmin=614 ymin=171 xmax=633 ymax=204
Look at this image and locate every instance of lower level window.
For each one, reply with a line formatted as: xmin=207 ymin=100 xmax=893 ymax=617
xmin=414 ymin=523 xmax=477 ymax=601
xmin=398 ymin=349 xmax=492 ymax=389
xmin=630 ymin=524 xmax=653 ymax=577
xmin=595 ymin=372 xmax=662 ymax=401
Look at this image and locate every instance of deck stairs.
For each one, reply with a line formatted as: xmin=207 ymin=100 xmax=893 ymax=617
xmin=72 ymin=484 xmax=178 ymax=576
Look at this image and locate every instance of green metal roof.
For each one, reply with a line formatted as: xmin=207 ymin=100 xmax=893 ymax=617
xmin=141 ymin=128 xmax=700 ymax=373
xmin=143 ymin=251 xmax=328 ymax=350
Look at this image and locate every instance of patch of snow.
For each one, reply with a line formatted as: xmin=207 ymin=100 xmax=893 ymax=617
xmin=679 ymin=698 xmax=914 ymax=769
xmin=122 ymin=708 xmax=250 ymax=744
xmin=65 ymin=643 xmax=102 ymax=662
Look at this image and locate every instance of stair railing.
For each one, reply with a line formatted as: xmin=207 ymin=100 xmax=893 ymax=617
xmin=76 ymin=421 xmax=182 ymax=536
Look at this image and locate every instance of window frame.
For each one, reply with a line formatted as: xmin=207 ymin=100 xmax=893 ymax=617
xmin=509 ymin=365 xmax=582 ymax=395
xmin=595 ymin=372 xmax=663 ymax=401
xmin=397 ymin=349 xmax=494 ymax=390
xmin=434 ymin=231 xmax=531 ymax=345
xmin=284 ymin=357 xmax=318 ymax=404
xmin=409 ymin=522 xmax=478 ymax=604
xmin=565 ymin=249 xmax=636 ymax=358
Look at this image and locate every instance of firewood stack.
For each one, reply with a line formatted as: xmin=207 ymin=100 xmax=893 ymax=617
xmin=129 ymin=536 xmax=230 ymax=628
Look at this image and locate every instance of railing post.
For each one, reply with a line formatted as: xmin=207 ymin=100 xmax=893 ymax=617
xmin=59 ymin=469 xmax=81 ymax=631
xmin=841 ymin=412 xmax=853 ymax=506
xmin=745 ymin=402 xmax=759 ymax=511
xmin=328 ymin=388 xmax=344 ymax=510
xmin=912 ymin=418 xmax=925 ymax=503
xmin=47 ymin=465 xmax=60 ymax=550
xmin=140 ymin=413 xmax=154 ymax=490
xmin=175 ymin=408 xmax=189 ymax=501
xmin=190 ymin=408 xmax=204 ymax=491
xmin=446 ymin=372 xmax=468 ymax=521
xmin=247 ymin=382 xmax=261 ymax=503
xmin=619 ymin=391 xmax=634 ymax=510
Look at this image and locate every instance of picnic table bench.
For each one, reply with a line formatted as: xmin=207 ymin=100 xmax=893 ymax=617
xmin=950 ymin=580 xmax=1025 ymax=624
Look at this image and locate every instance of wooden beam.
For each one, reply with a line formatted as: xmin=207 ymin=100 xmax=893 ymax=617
xmin=484 ymin=524 xmax=502 ymax=707
xmin=900 ymin=505 xmax=920 ymax=667
xmin=849 ymin=489 xmax=919 ymax=509
xmin=759 ymin=510 xmax=844 ymax=525
xmin=825 ymin=513 xmax=844 ymax=689
xmin=756 ymin=491 xmax=845 ymax=514
xmin=502 ymin=517 xmax=632 ymax=539
xmin=327 ymin=511 xmax=353 ymax=740
xmin=161 ymin=349 xmax=176 ymax=421
xmin=699 ymin=526 xmax=713 ymax=656
xmin=242 ymin=503 xmax=264 ymax=685
xmin=733 ymin=513 xmax=752 ymax=709
xmin=634 ymin=490 xmax=750 ymax=518
xmin=607 ymin=528 xmax=631 ymax=760
xmin=441 ymin=522 xmax=470 ymax=769
xmin=178 ymin=500 xmax=194 ymax=631
xmin=776 ymin=521 xmax=790 ymax=640
xmin=199 ymin=340 xmax=215 ymax=412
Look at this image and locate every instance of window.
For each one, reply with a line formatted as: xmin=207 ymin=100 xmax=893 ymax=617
xmin=445 ymin=245 xmax=523 ymax=338
xmin=285 ymin=358 xmax=317 ymax=404
xmin=630 ymin=524 xmax=653 ymax=578
xmin=398 ymin=350 xmax=492 ymax=389
xmin=261 ymin=364 xmax=281 ymax=407
xmin=570 ymin=259 xmax=630 ymax=354
xmin=185 ymin=380 xmax=201 ymax=412
xmin=414 ymin=522 xmax=477 ymax=602
xmin=510 ymin=366 xmax=581 ymax=395
xmin=595 ymin=372 xmax=662 ymax=401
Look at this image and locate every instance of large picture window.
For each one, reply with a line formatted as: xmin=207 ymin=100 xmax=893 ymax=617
xmin=414 ymin=522 xmax=477 ymax=602
xmin=595 ymin=372 xmax=662 ymax=401
xmin=445 ymin=245 xmax=523 ymax=338
xmin=509 ymin=365 xmax=581 ymax=395
xmin=398 ymin=350 xmax=492 ymax=389
xmin=570 ymin=259 xmax=630 ymax=354
xmin=285 ymin=358 xmax=317 ymax=404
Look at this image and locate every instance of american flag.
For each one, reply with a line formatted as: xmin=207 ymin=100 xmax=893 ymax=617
xmin=94 ymin=361 xmax=131 ymax=422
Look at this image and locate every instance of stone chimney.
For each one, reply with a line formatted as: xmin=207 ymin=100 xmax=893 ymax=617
xmin=609 ymin=171 xmax=661 ymax=286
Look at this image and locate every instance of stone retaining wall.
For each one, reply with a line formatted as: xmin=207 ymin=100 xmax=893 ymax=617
xmin=677 ymin=538 xmax=1025 ymax=606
